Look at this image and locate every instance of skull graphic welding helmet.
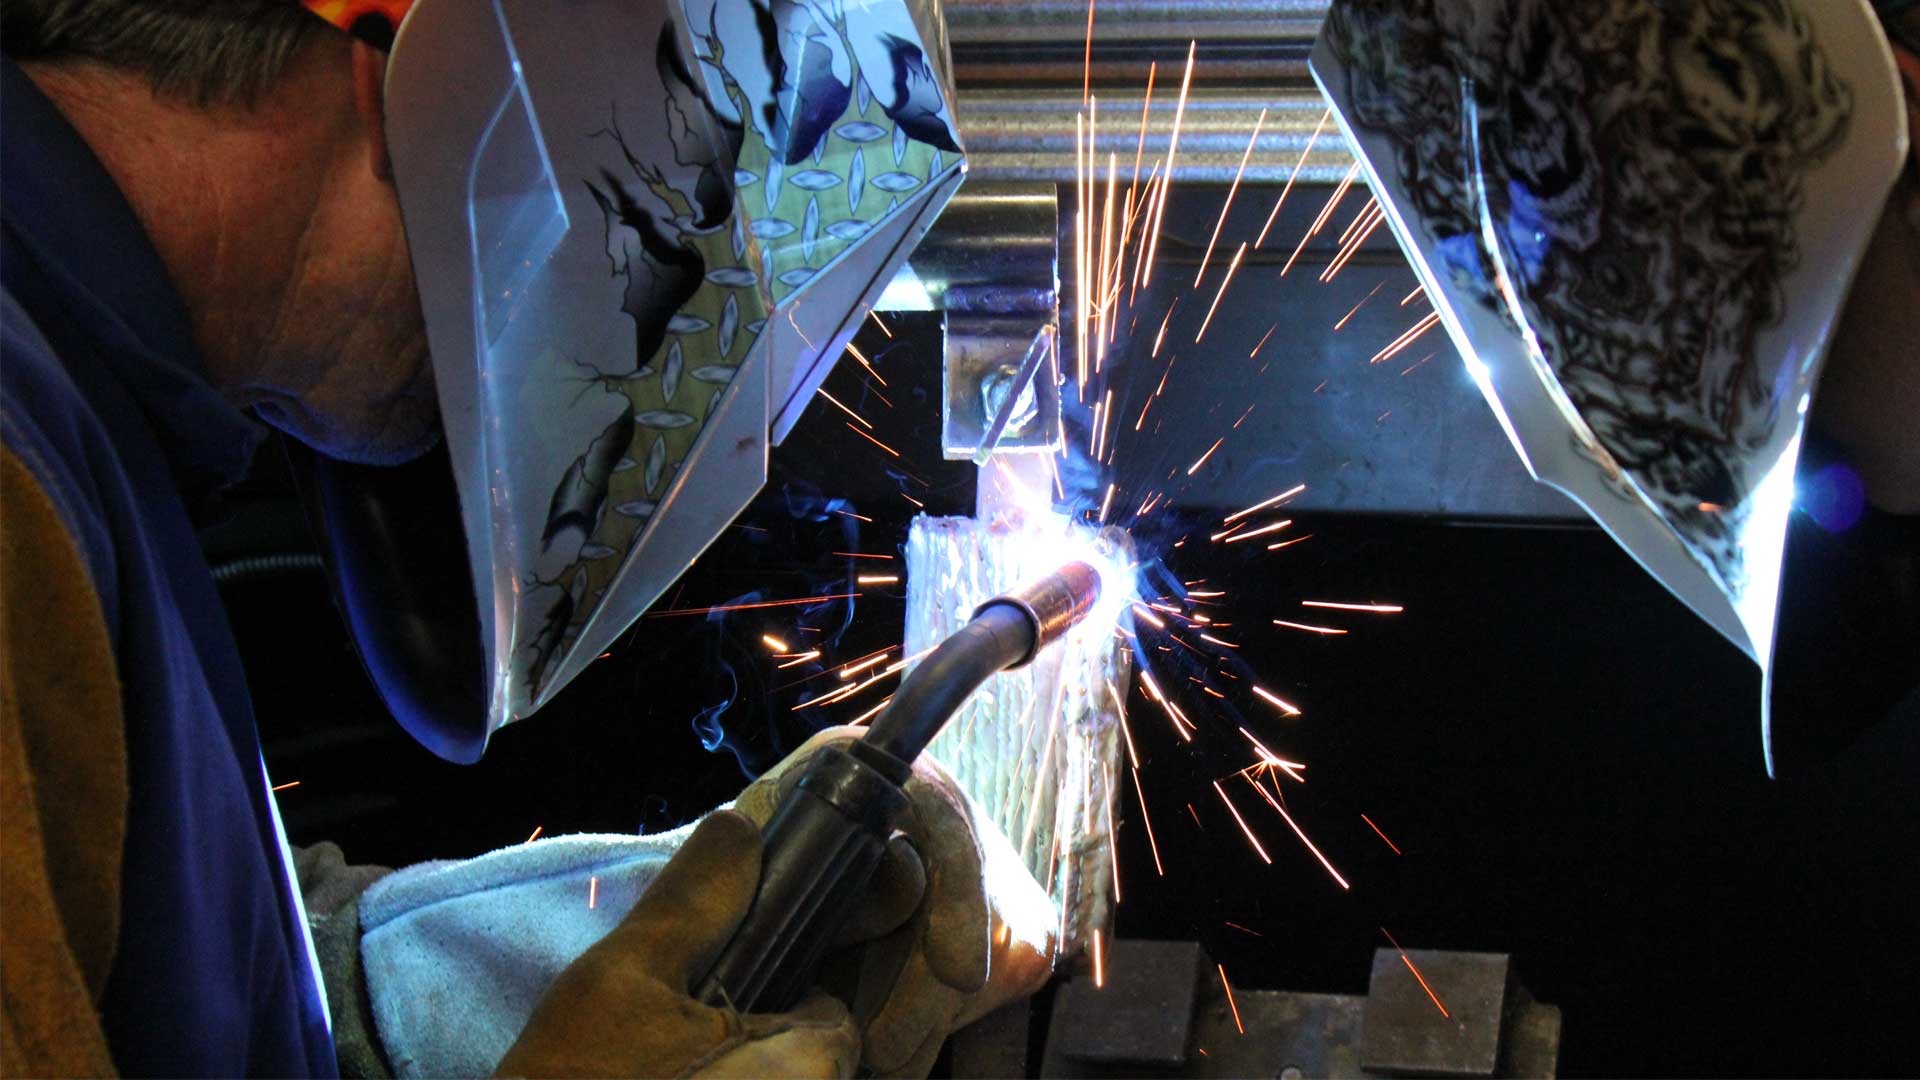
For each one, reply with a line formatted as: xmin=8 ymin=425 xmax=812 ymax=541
xmin=300 ymin=0 xmax=965 ymax=762
xmin=1310 ymin=0 xmax=1910 ymax=772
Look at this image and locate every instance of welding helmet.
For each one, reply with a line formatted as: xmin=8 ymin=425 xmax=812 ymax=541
xmin=1310 ymin=0 xmax=1911 ymax=771
xmin=297 ymin=0 xmax=965 ymax=762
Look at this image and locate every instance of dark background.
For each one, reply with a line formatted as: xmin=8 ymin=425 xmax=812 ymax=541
xmin=225 ymin=186 xmax=1919 ymax=1077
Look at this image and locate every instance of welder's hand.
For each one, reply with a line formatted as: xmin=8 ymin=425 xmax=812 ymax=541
xmin=494 ymin=810 xmax=858 ymax=1079
xmin=735 ymin=726 xmax=1058 ymax=1078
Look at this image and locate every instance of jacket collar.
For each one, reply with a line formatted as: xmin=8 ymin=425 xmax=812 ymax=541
xmin=1 ymin=57 xmax=264 ymax=496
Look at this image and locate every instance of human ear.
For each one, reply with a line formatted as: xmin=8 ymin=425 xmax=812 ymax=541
xmin=350 ymin=39 xmax=393 ymax=183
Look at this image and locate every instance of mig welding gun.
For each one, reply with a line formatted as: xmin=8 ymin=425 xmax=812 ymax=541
xmin=696 ymin=561 xmax=1102 ymax=1012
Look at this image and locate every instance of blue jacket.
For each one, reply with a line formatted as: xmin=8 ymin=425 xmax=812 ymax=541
xmin=0 ymin=59 xmax=336 ymax=1077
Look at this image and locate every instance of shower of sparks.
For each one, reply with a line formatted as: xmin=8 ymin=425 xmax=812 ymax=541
xmin=1381 ymin=927 xmax=1450 ymax=1017
xmin=1213 ymin=780 xmax=1272 ymax=864
xmin=1218 ymin=965 xmax=1246 ymax=1034
xmin=761 ymin=634 xmax=789 ymax=652
xmin=271 ymin=780 xmax=301 ymax=792
xmin=1256 ymin=107 xmax=1331 ymax=248
xmin=648 ymin=592 xmax=859 ymax=617
xmin=1301 ymin=600 xmax=1404 ymax=613
xmin=1362 ymin=813 xmax=1403 ymax=854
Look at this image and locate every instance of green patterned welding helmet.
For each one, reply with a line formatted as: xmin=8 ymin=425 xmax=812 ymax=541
xmin=381 ymin=0 xmax=964 ymax=749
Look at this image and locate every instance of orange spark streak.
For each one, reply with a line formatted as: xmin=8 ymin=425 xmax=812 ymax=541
xmin=1130 ymin=766 xmax=1165 ymax=875
xmin=1233 ymin=403 xmax=1256 ymax=429
xmin=1281 ymin=161 xmax=1359 ymax=276
xmin=1193 ymin=241 xmax=1247 ymax=343
xmin=845 ymin=342 xmax=888 ymax=387
xmin=1076 ymin=112 xmax=1089 ymax=396
xmin=649 ymin=593 xmax=859 ymax=617
xmin=1361 ymin=813 xmax=1403 ymax=855
xmin=1099 ymin=481 xmax=1116 ymax=524
xmin=775 ymin=650 xmax=822 ymax=669
xmin=1107 ymin=678 xmax=1139 ymax=768
xmin=525 ymin=825 xmax=543 ymax=843
xmin=1399 ymin=284 xmax=1426 ymax=306
xmin=1237 ymin=726 xmax=1305 ymax=774
xmin=588 ymin=876 xmax=598 ymax=909
xmin=1131 ymin=160 xmax=1163 ymax=303
xmin=1213 ymin=781 xmax=1272 ymax=864
xmin=1381 ymin=928 xmax=1450 ymax=1017
xmin=1266 ymin=534 xmax=1313 ymax=551
xmin=1252 ymin=685 xmax=1302 ymax=716
xmin=855 ymin=574 xmax=899 ymax=585
xmin=831 ymin=550 xmax=892 ymax=560
xmin=868 ymin=310 xmax=894 ymax=337
xmin=1367 ymin=310 xmax=1441 ymax=365
xmin=1093 ymin=928 xmax=1106 ymax=988
xmin=1256 ymin=107 xmax=1331 ymax=248
xmin=271 ymin=780 xmax=301 ymax=792
xmin=1266 ymin=794 xmax=1350 ymax=890
xmin=1195 ymin=107 xmax=1267 ymax=288
xmin=838 ymin=649 xmax=893 ymax=679
xmin=1151 ymin=298 xmax=1178 ymax=357
xmin=1131 ymin=603 xmax=1166 ymax=628
xmin=1272 ymin=618 xmax=1347 ymax=634
xmin=851 ymin=695 xmax=892 ymax=725
xmin=1223 ymin=519 xmax=1292 ymax=543
xmin=846 ymin=423 xmax=902 ymax=457
xmin=817 ymin=388 xmax=872 ymax=429
xmin=1141 ymin=41 xmax=1196 ymax=288
xmin=1249 ymin=323 xmax=1277 ymax=357
xmin=1186 ymin=437 xmax=1225 ymax=475
xmin=1337 ymin=196 xmax=1381 ymax=245
xmin=1320 ymin=204 xmax=1386 ymax=282
xmin=1081 ymin=0 xmax=1096 ymax=101
xmin=1301 ymin=600 xmax=1404 ymax=613
xmin=1224 ymin=921 xmax=1264 ymax=937
xmin=762 ymin=634 xmax=789 ymax=652
xmin=1224 ymin=483 xmax=1306 ymax=522
xmin=1097 ymin=151 xmax=1117 ymax=373
xmin=1199 ymin=633 xmax=1239 ymax=649
xmin=901 ymin=492 xmax=925 ymax=508
xmin=1334 ymin=280 xmax=1387 ymax=331
xmin=1218 ymin=965 xmax=1246 ymax=1034
xmin=1128 ymin=62 xmax=1156 ymax=212
xmin=833 ymin=509 xmax=873 ymax=522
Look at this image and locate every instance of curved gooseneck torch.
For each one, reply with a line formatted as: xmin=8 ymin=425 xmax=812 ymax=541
xmin=697 ymin=562 xmax=1102 ymax=1012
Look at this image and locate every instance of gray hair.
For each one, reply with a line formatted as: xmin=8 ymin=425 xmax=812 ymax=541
xmin=1 ymin=1 xmax=321 ymax=106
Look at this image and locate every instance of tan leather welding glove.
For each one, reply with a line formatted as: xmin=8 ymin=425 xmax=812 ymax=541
xmin=494 ymin=810 xmax=859 ymax=1079
xmin=735 ymin=726 xmax=1058 ymax=1078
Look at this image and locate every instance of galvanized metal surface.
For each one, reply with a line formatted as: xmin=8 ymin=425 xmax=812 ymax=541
xmin=956 ymin=88 xmax=1355 ymax=185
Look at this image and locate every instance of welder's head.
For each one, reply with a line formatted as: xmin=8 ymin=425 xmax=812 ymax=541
xmin=1311 ymin=0 xmax=1912 ymax=770
xmin=282 ymin=0 xmax=966 ymax=759
xmin=2 ymin=1 xmax=436 ymax=465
